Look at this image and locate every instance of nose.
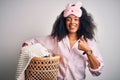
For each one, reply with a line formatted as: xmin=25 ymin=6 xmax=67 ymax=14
xmin=70 ymin=19 xmax=74 ymax=24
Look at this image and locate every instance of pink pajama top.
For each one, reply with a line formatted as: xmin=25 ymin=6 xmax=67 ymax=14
xmin=24 ymin=35 xmax=104 ymax=80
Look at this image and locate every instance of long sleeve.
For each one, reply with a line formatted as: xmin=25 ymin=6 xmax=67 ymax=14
xmin=87 ymin=39 xmax=104 ymax=76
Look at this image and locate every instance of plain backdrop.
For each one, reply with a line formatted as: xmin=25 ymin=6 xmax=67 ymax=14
xmin=0 ymin=0 xmax=120 ymax=80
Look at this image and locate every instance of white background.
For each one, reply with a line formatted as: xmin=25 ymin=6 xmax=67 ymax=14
xmin=0 ymin=0 xmax=120 ymax=80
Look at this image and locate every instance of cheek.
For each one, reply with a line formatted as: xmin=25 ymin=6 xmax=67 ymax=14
xmin=77 ymin=20 xmax=80 ymax=25
xmin=77 ymin=21 xmax=80 ymax=27
xmin=76 ymin=22 xmax=80 ymax=30
xmin=66 ymin=22 xmax=69 ymax=28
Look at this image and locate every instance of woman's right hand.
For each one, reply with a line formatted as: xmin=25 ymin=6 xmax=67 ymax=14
xmin=22 ymin=43 xmax=28 ymax=47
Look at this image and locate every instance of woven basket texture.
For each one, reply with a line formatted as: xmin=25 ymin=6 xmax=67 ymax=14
xmin=25 ymin=56 xmax=60 ymax=80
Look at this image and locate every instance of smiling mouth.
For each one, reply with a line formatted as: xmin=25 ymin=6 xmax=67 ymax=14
xmin=69 ymin=25 xmax=76 ymax=29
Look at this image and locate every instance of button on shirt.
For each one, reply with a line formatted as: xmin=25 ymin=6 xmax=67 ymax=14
xmin=25 ymin=35 xmax=104 ymax=80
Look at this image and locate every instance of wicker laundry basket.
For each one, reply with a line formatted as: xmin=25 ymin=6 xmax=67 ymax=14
xmin=25 ymin=56 xmax=60 ymax=80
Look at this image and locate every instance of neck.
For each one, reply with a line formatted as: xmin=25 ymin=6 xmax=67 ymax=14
xmin=68 ymin=33 xmax=78 ymax=41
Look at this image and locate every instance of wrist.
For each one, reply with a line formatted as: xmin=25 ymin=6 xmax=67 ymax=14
xmin=86 ymin=50 xmax=92 ymax=55
xmin=83 ymin=49 xmax=92 ymax=55
xmin=85 ymin=47 xmax=91 ymax=52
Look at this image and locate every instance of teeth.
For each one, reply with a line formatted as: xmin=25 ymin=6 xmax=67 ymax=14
xmin=70 ymin=25 xmax=75 ymax=28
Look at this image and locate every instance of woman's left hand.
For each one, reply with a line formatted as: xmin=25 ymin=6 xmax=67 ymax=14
xmin=78 ymin=35 xmax=91 ymax=52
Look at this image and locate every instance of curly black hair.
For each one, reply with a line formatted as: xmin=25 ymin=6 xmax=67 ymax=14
xmin=51 ymin=7 xmax=96 ymax=41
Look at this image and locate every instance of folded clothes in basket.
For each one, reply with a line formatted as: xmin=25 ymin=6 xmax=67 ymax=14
xmin=21 ymin=43 xmax=51 ymax=58
xmin=16 ymin=43 xmax=52 ymax=80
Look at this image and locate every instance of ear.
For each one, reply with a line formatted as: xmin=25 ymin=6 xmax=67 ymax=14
xmin=66 ymin=3 xmax=71 ymax=9
xmin=75 ymin=1 xmax=82 ymax=7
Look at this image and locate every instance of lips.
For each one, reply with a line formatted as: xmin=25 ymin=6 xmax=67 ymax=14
xmin=69 ymin=24 xmax=76 ymax=29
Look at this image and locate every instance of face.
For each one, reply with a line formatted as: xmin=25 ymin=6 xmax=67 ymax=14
xmin=66 ymin=14 xmax=80 ymax=34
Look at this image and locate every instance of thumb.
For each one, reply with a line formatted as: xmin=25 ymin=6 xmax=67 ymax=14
xmin=80 ymin=35 xmax=85 ymax=41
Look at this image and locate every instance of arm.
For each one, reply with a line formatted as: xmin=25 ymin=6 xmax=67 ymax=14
xmin=22 ymin=38 xmax=38 ymax=47
xmin=78 ymin=35 xmax=104 ymax=76
xmin=83 ymin=49 xmax=100 ymax=69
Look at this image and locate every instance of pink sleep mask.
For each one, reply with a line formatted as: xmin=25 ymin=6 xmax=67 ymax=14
xmin=64 ymin=1 xmax=82 ymax=17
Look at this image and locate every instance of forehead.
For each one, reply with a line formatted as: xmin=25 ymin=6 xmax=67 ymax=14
xmin=66 ymin=14 xmax=79 ymax=18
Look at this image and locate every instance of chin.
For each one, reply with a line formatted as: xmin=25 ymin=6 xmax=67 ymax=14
xmin=69 ymin=30 xmax=77 ymax=32
xmin=69 ymin=31 xmax=77 ymax=33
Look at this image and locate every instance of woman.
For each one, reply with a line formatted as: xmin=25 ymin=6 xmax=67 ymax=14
xmin=19 ymin=1 xmax=104 ymax=80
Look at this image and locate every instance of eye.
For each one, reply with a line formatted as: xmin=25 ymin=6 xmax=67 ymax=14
xmin=74 ymin=18 xmax=79 ymax=21
xmin=66 ymin=18 xmax=71 ymax=21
